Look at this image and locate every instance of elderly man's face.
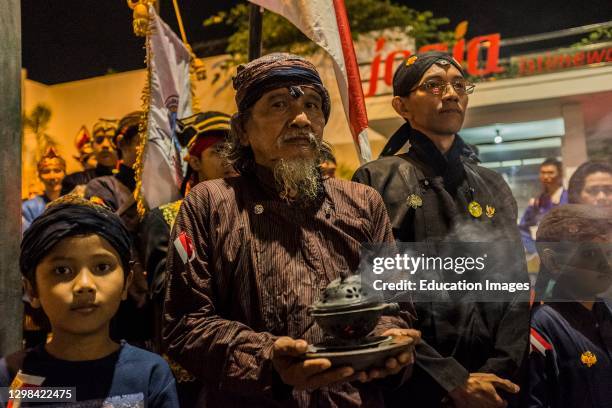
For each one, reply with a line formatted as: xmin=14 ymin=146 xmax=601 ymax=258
xmin=393 ymin=64 xmax=468 ymax=137
xmin=243 ymin=87 xmax=325 ymax=169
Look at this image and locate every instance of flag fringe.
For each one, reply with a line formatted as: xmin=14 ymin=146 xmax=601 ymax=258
xmin=134 ymin=17 xmax=154 ymax=219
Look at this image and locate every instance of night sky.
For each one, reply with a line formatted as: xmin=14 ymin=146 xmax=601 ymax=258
xmin=21 ymin=0 xmax=612 ymax=84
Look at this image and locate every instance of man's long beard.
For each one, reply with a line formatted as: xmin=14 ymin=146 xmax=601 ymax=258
xmin=273 ymin=131 xmax=322 ymax=202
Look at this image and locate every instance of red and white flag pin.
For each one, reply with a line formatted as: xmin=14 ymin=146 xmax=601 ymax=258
xmin=174 ymin=231 xmax=196 ymax=264
xmin=530 ymin=327 xmax=552 ymax=356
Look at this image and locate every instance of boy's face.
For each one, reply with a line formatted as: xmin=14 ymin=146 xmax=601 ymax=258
xmin=551 ymin=239 xmax=612 ymax=298
xmin=38 ymin=158 xmax=65 ymax=194
xmin=27 ymin=234 xmax=131 ymax=336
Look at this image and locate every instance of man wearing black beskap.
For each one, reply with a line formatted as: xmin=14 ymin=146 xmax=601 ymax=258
xmin=353 ymin=51 xmax=530 ymax=408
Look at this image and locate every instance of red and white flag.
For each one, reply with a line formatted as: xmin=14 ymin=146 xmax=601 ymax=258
xmin=530 ymin=327 xmax=553 ymax=356
xmin=173 ymin=231 xmax=196 ymax=264
xmin=248 ymin=0 xmax=372 ymax=163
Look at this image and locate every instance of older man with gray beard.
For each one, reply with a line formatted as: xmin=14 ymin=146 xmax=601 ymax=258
xmin=162 ymin=53 xmax=420 ymax=407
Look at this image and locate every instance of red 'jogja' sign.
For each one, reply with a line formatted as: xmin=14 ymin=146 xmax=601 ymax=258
xmin=364 ymin=22 xmax=504 ymax=97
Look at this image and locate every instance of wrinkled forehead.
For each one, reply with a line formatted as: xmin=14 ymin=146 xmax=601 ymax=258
xmin=259 ymin=85 xmax=322 ymax=101
xmin=585 ymin=171 xmax=612 ymax=184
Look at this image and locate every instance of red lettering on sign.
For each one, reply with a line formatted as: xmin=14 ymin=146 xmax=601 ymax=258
xmin=384 ymin=50 xmax=411 ymax=86
xmin=466 ymin=34 xmax=504 ymax=76
xmin=453 ymin=39 xmax=466 ymax=65
xmin=606 ymin=48 xmax=612 ymax=62
xmin=573 ymin=51 xmax=585 ymax=67
xmin=587 ymin=49 xmax=606 ymax=64
xmin=418 ymin=43 xmax=449 ymax=53
xmin=365 ymin=37 xmax=386 ymax=97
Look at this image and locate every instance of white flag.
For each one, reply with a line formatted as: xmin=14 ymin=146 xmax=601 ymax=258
xmin=137 ymin=5 xmax=192 ymax=212
xmin=248 ymin=0 xmax=372 ymax=163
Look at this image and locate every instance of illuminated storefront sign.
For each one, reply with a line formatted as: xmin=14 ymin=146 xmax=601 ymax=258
xmin=514 ymin=42 xmax=612 ymax=76
xmin=360 ymin=22 xmax=504 ymax=97
xmin=359 ymin=22 xmax=612 ymax=98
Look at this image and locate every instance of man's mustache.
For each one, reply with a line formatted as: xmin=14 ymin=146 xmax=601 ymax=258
xmin=277 ymin=131 xmax=319 ymax=148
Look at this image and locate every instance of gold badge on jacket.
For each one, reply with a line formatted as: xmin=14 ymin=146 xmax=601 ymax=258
xmin=581 ymin=351 xmax=597 ymax=367
xmin=468 ymin=201 xmax=482 ymax=218
xmin=407 ymin=194 xmax=423 ymax=209
xmin=485 ymin=205 xmax=495 ymax=218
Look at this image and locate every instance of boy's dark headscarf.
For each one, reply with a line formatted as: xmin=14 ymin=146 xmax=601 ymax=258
xmin=381 ymin=51 xmax=466 ymax=158
xmin=21 ymin=196 xmax=132 ymax=282
xmin=232 ymin=52 xmax=331 ymax=122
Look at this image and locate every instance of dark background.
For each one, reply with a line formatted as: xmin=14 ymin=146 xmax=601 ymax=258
xmin=21 ymin=0 xmax=612 ymax=84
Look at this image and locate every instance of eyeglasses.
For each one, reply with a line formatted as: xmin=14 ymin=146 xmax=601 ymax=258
xmin=584 ymin=185 xmax=612 ymax=195
xmin=411 ymin=79 xmax=475 ymax=96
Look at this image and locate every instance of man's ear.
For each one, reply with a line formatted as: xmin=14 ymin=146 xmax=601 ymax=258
xmin=187 ymin=155 xmax=202 ymax=172
xmin=236 ymin=118 xmax=251 ymax=147
xmin=540 ymin=248 xmax=562 ymax=276
xmin=392 ymin=96 xmax=411 ymax=121
xmin=122 ymin=270 xmax=134 ymax=301
xmin=23 ymin=278 xmax=41 ymax=309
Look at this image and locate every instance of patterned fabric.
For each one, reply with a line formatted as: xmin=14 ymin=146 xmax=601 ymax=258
xmin=160 ymin=200 xmax=182 ymax=229
xmin=163 ymin=170 xmax=413 ymax=407
xmin=232 ymin=53 xmax=331 ymax=121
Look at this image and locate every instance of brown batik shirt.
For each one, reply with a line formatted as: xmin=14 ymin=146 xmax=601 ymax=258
xmin=163 ymin=167 xmax=413 ymax=407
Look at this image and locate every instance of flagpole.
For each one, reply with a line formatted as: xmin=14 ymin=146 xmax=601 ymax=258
xmin=248 ymin=4 xmax=263 ymax=61
xmin=0 ymin=0 xmax=23 ymax=355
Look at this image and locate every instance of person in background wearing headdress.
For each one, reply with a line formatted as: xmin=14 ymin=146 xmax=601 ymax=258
xmin=526 ymin=204 xmax=612 ymax=407
xmin=353 ymin=51 xmax=529 ymax=407
xmin=519 ymin=158 xmax=568 ymax=256
xmin=84 ymin=111 xmax=149 ymax=346
xmin=139 ymin=111 xmax=236 ymax=408
xmin=85 ymin=112 xmax=141 ymax=233
xmin=567 ymin=160 xmax=612 ymax=207
xmin=73 ymin=125 xmax=97 ymax=171
xmin=61 ymin=118 xmax=119 ymax=195
xmin=22 ymin=147 xmax=66 ymax=232
xmin=162 ymin=53 xmax=420 ymax=407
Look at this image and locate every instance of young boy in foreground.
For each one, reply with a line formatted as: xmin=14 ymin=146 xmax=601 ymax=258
xmin=526 ymin=204 xmax=612 ymax=407
xmin=0 ymin=196 xmax=178 ymax=407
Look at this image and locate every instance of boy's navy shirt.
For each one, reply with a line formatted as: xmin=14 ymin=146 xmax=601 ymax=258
xmin=527 ymin=298 xmax=612 ymax=408
xmin=0 ymin=342 xmax=179 ymax=407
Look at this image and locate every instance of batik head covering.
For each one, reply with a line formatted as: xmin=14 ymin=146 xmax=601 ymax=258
xmin=37 ymin=147 xmax=66 ymax=173
xmin=114 ymin=111 xmax=142 ymax=147
xmin=392 ymin=51 xmax=466 ymax=97
xmin=92 ymin=118 xmax=119 ymax=138
xmin=74 ymin=126 xmax=92 ymax=153
xmin=232 ymin=53 xmax=331 ymax=122
xmin=177 ymin=111 xmax=231 ymax=158
xmin=20 ymin=195 xmax=132 ymax=283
